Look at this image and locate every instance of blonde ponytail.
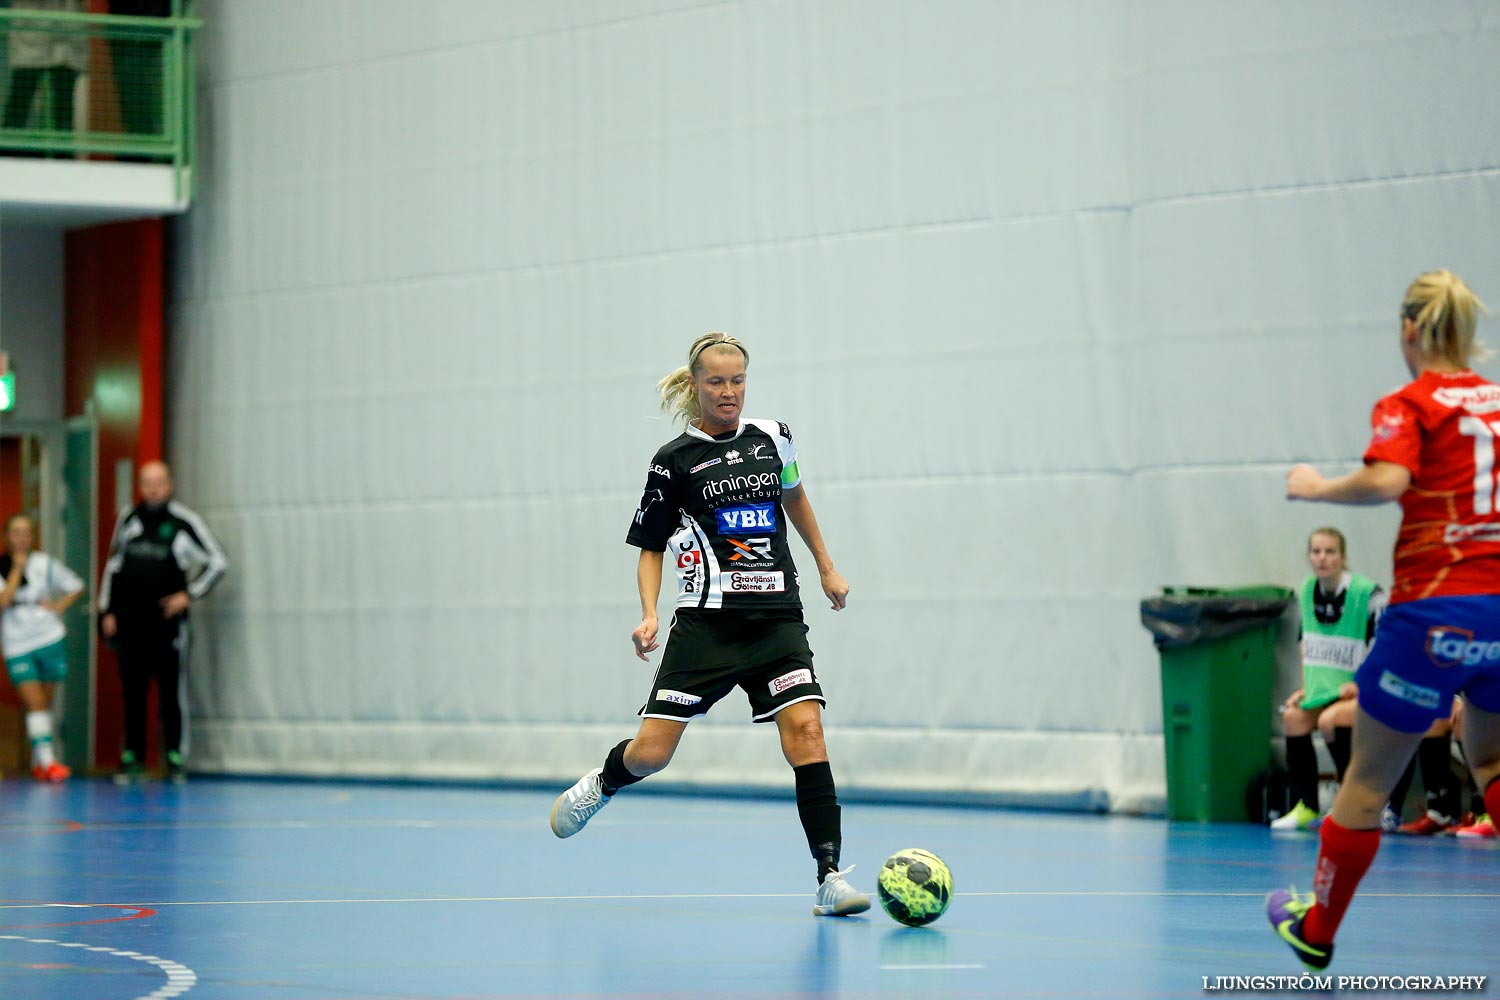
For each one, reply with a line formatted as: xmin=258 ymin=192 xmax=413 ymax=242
xmin=1403 ymin=269 xmax=1491 ymax=367
xmin=657 ymin=332 xmax=749 ymax=424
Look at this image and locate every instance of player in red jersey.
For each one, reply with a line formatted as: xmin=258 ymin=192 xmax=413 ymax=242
xmin=1267 ymin=269 xmax=1500 ymax=970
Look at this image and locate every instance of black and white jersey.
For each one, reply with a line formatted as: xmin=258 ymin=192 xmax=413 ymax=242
xmin=627 ymin=418 xmax=803 ymax=610
xmin=0 ymin=551 xmax=83 ymax=657
xmin=100 ymin=499 xmax=229 ymax=618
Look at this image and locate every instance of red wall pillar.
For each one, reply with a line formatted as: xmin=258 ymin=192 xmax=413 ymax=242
xmin=0 ymin=440 xmax=23 ymax=771
xmin=0 ymin=439 xmax=20 ymax=528
xmin=65 ymin=218 xmax=164 ymax=769
xmin=0 ymin=440 xmax=22 ymax=741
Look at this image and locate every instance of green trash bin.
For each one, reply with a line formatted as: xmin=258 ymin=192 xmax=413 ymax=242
xmin=1140 ymin=586 xmax=1294 ymax=822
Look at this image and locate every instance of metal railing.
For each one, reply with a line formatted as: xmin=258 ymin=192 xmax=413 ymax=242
xmin=0 ymin=1 xmax=200 ymax=202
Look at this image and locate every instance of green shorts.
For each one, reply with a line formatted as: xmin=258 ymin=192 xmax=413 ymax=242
xmin=6 ymin=639 xmax=68 ymax=685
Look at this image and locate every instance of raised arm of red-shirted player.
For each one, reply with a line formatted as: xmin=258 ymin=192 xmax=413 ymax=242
xmin=782 ymin=484 xmax=849 ymax=611
xmin=1286 ymin=462 xmax=1411 ymax=505
xmin=1288 ymin=389 xmax=1419 ymax=505
xmin=631 ymin=549 xmax=666 ymax=661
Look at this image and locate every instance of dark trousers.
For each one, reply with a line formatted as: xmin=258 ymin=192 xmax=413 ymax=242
xmin=107 ymin=38 xmax=164 ymax=138
xmin=106 ymin=0 xmax=169 ymax=150
xmin=117 ymin=620 xmax=189 ymax=759
xmin=2 ymin=66 xmax=79 ymax=132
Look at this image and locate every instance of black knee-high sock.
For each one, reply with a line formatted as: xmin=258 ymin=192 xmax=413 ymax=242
xmin=1455 ymin=742 xmax=1486 ymax=815
xmin=1418 ymin=735 xmax=1458 ymax=819
xmin=794 ymin=761 xmax=841 ymax=884
xmin=1330 ymin=727 xmax=1352 ymax=782
xmin=1285 ymin=734 xmax=1319 ymax=811
xmin=1388 ymin=755 xmax=1417 ymax=820
xmin=600 ymin=739 xmax=644 ymax=796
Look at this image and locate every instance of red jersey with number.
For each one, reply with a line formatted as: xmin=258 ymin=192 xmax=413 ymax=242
xmin=1363 ymin=370 xmax=1500 ymax=604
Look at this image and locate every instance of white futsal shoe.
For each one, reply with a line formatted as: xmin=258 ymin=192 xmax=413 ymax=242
xmin=813 ymin=865 xmax=870 ymax=917
xmin=1269 ymin=801 xmax=1320 ymax=831
xmin=550 ymin=767 xmax=610 ymax=838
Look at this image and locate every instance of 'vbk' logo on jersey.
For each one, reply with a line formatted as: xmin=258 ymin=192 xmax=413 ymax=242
xmin=715 ymin=503 xmax=776 ymax=536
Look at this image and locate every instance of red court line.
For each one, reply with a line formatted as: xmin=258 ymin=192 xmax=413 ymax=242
xmin=0 ymin=820 xmax=85 ymax=838
xmin=0 ymin=903 xmax=157 ymax=930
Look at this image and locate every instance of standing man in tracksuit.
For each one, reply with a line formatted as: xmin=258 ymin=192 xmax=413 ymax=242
xmin=100 ymin=460 xmax=228 ymax=781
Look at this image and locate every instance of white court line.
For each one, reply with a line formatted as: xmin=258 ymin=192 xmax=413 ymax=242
xmin=25 ymin=818 xmax=539 ymax=832
xmin=881 ymin=963 xmax=986 ymax=970
xmin=0 ymin=933 xmax=196 ymax=999
xmin=133 ymin=889 xmax=1500 ymax=907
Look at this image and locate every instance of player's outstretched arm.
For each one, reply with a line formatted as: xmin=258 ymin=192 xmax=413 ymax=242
xmin=631 ymin=549 xmax=665 ymax=660
xmin=1286 ymin=461 xmax=1410 ymax=505
xmin=782 ymin=484 xmax=849 ymax=611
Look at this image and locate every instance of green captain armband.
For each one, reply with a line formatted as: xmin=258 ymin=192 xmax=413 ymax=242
xmin=781 ymin=460 xmax=800 ymax=487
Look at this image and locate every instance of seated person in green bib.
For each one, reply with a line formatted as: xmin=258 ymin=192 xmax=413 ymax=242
xmin=1272 ymin=527 xmax=1386 ymax=831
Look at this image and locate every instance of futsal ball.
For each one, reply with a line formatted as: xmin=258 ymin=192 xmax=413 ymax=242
xmin=877 ymin=848 xmax=952 ymax=926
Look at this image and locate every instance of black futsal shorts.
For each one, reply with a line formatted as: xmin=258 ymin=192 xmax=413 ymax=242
xmin=639 ymin=608 xmax=825 ymax=723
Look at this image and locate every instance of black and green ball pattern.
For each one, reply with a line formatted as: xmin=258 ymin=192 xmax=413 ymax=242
xmin=877 ymin=848 xmax=952 ymax=926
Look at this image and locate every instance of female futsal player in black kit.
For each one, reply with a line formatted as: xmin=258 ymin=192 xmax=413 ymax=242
xmin=549 ymin=331 xmax=870 ymax=917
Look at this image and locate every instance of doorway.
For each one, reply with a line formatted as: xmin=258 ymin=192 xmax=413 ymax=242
xmin=0 ymin=412 xmax=97 ymax=771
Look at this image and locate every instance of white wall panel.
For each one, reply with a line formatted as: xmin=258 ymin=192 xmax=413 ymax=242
xmin=0 ymin=227 xmax=65 ymax=422
xmin=1129 ymin=4 xmax=1500 ymax=203
xmin=173 ymin=0 xmax=1500 ymax=812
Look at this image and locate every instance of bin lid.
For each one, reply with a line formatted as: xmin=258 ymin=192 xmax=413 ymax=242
xmin=1140 ymin=586 xmax=1293 ymax=649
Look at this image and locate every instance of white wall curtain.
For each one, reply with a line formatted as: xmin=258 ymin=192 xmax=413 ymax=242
xmin=170 ymin=0 xmax=1500 ymax=811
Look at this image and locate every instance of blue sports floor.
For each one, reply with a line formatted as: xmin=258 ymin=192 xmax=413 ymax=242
xmin=0 ymin=778 xmax=1492 ymax=999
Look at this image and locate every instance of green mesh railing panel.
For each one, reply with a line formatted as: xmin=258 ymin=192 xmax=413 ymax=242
xmin=0 ymin=1 xmax=200 ymax=200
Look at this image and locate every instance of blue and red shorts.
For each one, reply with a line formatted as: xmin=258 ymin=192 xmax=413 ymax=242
xmin=1355 ymin=594 xmax=1500 ymax=733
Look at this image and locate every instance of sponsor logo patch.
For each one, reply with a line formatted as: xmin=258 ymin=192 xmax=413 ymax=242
xmin=649 ymin=463 xmax=671 ymax=480
xmin=726 ymin=536 xmax=773 ymax=562
xmin=728 ymin=570 xmax=785 ymax=593
xmin=1377 ymin=670 xmax=1442 ymax=710
xmin=634 ymin=487 xmax=664 ymax=526
xmin=750 ymin=443 xmax=774 ymax=461
xmin=715 ymin=503 xmax=776 ymax=535
xmin=725 ymin=449 xmax=744 ymax=466
xmin=1444 ymin=522 xmax=1500 ymax=544
xmin=769 ymin=668 xmax=814 ymax=695
xmin=657 ymin=689 xmax=702 ymax=706
xmin=1313 ymin=857 xmax=1335 ymax=907
xmin=689 ymin=458 xmax=722 ymax=474
xmin=125 ymin=539 xmax=173 ymax=560
xmin=1302 ymin=634 xmax=1361 ymax=671
xmin=701 ymin=470 xmax=780 ymax=500
xmin=1426 ymin=626 xmax=1500 ymax=668
xmin=678 ymin=541 xmax=703 ymax=591
xmin=1371 ymin=411 xmax=1404 ymax=442
xmin=1433 ymin=384 xmax=1500 ymax=414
